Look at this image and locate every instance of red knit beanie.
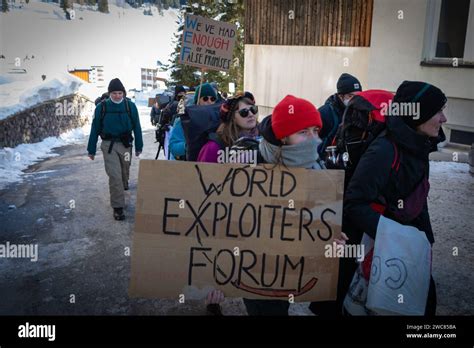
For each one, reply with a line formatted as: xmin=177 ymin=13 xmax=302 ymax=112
xmin=271 ymin=95 xmax=322 ymax=140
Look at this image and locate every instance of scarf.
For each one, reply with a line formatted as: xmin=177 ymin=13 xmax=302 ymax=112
xmin=259 ymin=137 xmax=325 ymax=169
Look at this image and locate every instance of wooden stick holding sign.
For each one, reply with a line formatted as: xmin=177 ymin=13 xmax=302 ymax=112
xmin=196 ymin=68 xmax=205 ymax=103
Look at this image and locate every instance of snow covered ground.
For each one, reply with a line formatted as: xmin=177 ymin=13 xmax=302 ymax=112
xmin=0 ymin=0 xmax=177 ymax=189
xmin=0 ymin=128 xmax=472 ymax=315
xmin=0 ymin=0 xmax=178 ymax=117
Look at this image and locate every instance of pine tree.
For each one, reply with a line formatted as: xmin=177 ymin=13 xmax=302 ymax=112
xmin=216 ymin=0 xmax=245 ymax=93
xmin=1 ymin=0 xmax=9 ymax=13
xmin=98 ymin=0 xmax=109 ymax=13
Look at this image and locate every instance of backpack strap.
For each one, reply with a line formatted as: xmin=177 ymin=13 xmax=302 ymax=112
xmin=390 ymin=140 xmax=401 ymax=172
xmin=98 ymin=98 xmax=135 ymax=136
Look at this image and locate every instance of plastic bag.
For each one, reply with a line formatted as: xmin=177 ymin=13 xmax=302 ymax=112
xmin=366 ymin=216 xmax=431 ymax=315
xmin=344 ymin=216 xmax=431 ymax=315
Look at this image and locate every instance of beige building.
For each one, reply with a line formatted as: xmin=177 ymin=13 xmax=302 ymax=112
xmin=243 ymin=0 xmax=474 ymax=146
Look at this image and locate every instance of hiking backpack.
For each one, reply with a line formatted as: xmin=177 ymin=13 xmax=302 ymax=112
xmin=330 ymin=89 xmax=395 ymax=183
xmin=180 ymin=102 xmax=223 ymax=161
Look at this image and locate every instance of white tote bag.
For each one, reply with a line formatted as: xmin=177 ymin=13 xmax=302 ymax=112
xmin=366 ymin=215 xmax=431 ymax=315
xmin=344 ymin=216 xmax=431 ymax=315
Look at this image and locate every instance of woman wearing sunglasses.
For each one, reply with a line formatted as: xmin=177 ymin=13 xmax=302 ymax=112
xmin=169 ymin=83 xmax=218 ymax=160
xmin=197 ymin=91 xmax=259 ymax=163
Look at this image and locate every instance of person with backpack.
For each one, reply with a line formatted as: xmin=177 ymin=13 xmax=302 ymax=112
xmin=155 ymin=87 xmax=185 ymax=160
xmin=245 ymin=95 xmax=348 ymax=315
xmin=318 ymin=73 xmax=362 ymax=160
xmin=197 ymin=91 xmax=259 ymax=163
xmin=87 ymin=78 xmax=143 ymax=221
xmin=95 ymin=92 xmax=109 ymax=106
xmin=169 ymin=83 xmax=217 ymax=160
xmin=161 ymin=85 xmax=186 ymax=126
xmin=343 ymin=81 xmax=448 ymax=316
xmin=309 ymin=89 xmax=394 ymax=317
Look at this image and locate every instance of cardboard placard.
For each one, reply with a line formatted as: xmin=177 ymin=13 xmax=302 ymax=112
xmin=178 ymin=14 xmax=237 ymax=72
xmin=129 ymin=160 xmax=344 ymax=302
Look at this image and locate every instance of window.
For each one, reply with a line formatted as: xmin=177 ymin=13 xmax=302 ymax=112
xmin=422 ymin=0 xmax=474 ymax=66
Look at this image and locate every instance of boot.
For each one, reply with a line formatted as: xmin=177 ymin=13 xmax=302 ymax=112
xmin=113 ymin=208 xmax=125 ymax=221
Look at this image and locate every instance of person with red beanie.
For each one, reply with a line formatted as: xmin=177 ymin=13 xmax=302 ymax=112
xmin=239 ymin=95 xmax=348 ymax=316
xmin=258 ymin=95 xmax=326 ymax=169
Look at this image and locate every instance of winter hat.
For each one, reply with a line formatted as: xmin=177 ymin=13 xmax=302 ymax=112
xmin=194 ymin=82 xmax=217 ymax=104
xmin=337 ymin=73 xmax=362 ymax=94
xmin=271 ymin=95 xmax=322 ymax=140
xmin=108 ymin=78 xmax=126 ymax=95
xmin=220 ymin=91 xmax=255 ymax=123
xmin=174 ymin=85 xmax=186 ymax=97
xmin=393 ymin=81 xmax=447 ymax=129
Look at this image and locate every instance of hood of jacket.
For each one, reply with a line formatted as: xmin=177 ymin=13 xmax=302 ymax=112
xmin=386 ymin=115 xmax=446 ymax=160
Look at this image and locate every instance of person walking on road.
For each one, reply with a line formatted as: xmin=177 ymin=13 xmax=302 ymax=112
xmin=87 ymin=78 xmax=143 ymax=221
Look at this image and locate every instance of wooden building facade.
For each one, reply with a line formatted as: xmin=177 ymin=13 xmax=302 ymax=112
xmin=244 ymin=0 xmax=374 ymax=47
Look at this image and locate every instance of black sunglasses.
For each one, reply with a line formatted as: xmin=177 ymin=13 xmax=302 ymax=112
xmin=238 ymin=105 xmax=258 ymax=117
xmin=201 ymin=96 xmax=216 ymax=102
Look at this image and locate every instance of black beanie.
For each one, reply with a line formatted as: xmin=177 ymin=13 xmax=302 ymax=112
xmin=337 ymin=73 xmax=362 ymax=94
xmin=108 ymin=78 xmax=126 ymax=95
xmin=393 ymin=81 xmax=447 ymax=129
xmin=174 ymin=85 xmax=186 ymax=97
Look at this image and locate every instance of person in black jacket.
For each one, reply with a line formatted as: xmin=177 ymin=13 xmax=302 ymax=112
xmin=344 ymin=81 xmax=448 ymax=316
xmin=318 ymin=73 xmax=362 ymax=160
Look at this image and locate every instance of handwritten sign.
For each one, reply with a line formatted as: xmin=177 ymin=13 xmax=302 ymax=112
xmin=129 ymin=160 xmax=344 ymax=302
xmin=179 ymin=14 xmax=237 ymax=72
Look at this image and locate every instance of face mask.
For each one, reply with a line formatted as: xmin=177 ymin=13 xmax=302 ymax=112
xmin=111 ymin=97 xmax=123 ymax=104
xmin=343 ymin=98 xmax=350 ymax=106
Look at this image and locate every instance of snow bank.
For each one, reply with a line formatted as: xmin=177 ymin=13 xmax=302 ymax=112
xmin=0 ymin=125 xmax=90 ymax=190
xmin=0 ymin=73 xmax=100 ymax=120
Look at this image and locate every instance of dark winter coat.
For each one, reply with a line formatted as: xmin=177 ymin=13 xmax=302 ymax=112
xmin=150 ymin=104 xmax=161 ymax=125
xmin=344 ymin=115 xmax=445 ymax=244
xmin=317 ymin=94 xmax=346 ymax=159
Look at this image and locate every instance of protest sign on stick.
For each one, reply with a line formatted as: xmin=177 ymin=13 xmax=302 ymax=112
xmin=179 ymin=14 xmax=237 ymax=72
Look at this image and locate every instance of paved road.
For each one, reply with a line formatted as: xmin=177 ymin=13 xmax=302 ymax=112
xmin=0 ymin=128 xmax=472 ymax=315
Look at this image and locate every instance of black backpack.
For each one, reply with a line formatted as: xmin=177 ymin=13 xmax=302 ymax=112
xmin=180 ymin=102 xmax=223 ymax=161
xmin=330 ymin=90 xmax=394 ymax=185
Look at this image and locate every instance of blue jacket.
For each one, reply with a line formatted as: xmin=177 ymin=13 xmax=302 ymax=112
xmin=87 ymin=98 xmax=143 ymax=155
xmin=169 ymin=117 xmax=186 ymax=159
